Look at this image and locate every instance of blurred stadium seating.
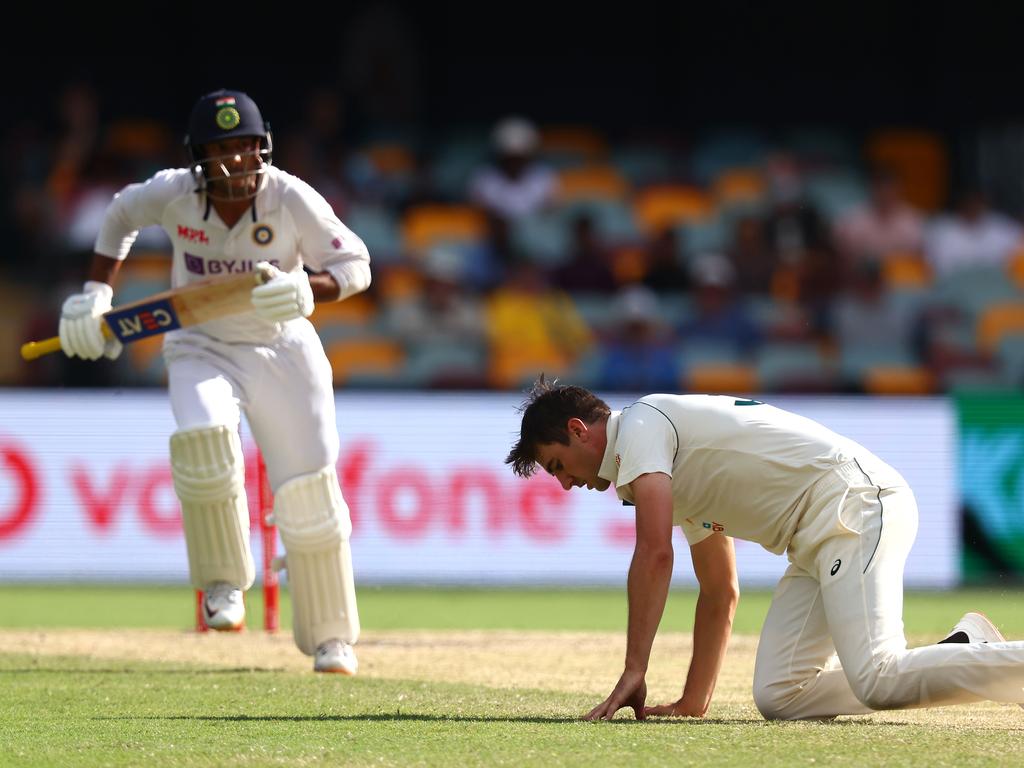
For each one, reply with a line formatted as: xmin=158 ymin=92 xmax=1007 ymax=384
xmin=10 ymin=104 xmax=1024 ymax=398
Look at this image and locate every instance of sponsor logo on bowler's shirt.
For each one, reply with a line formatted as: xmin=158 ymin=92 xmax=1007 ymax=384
xmin=105 ymin=298 xmax=181 ymax=342
xmin=702 ymin=521 xmax=725 ymax=532
xmin=184 ymin=254 xmax=280 ymax=276
xmin=331 ymin=237 xmax=342 ymax=249
xmin=177 ymin=225 xmax=209 ymax=244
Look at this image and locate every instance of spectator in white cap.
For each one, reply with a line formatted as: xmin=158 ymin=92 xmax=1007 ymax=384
xmin=468 ymin=116 xmax=558 ymax=221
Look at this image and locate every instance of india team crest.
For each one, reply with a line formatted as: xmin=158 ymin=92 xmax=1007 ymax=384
xmin=253 ymin=225 xmax=274 ymax=245
xmin=216 ymin=106 xmax=241 ymax=130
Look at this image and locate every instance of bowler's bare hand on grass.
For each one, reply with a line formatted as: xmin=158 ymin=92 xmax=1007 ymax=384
xmin=584 ymin=669 xmax=648 ymax=721
xmin=644 ymin=697 xmax=706 ymax=718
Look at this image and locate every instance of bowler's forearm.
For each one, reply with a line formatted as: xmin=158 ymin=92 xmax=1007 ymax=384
xmin=624 ymin=544 xmax=674 ymax=674
xmin=681 ymin=590 xmax=737 ymax=714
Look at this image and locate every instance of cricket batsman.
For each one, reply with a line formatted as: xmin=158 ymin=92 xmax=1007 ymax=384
xmin=57 ymin=89 xmax=368 ymax=674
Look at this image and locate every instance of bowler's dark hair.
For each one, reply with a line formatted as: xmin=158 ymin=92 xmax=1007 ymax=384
xmin=505 ymin=375 xmax=611 ymax=478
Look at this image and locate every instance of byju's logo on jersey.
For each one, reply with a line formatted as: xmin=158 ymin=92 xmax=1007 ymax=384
xmin=185 ymin=253 xmax=280 ymax=276
xmin=702 ymin=521 xmax=726 ymax=533
xmin=105 ymin=299 xmax=181 ymax=342
xmin=177 ymin=226 xmax=209 ymax=244
xmin=185 ymin=252 xmax=205 ymax=275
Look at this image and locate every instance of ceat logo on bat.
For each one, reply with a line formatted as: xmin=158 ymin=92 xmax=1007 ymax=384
xmin=104 ymin=299 xmax=182 ymax=342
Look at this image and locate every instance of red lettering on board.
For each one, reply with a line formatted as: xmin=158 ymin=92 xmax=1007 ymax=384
xmin=136 ymin=465 xmax=181 ymax=535
xmin=0 ymin=443 xmax=39 ymax=539
xmin=71 ymin=464 xmax=131 ymax=532
xmin=519 ymin=476 xmax=568 ymax=542
xmin=448 ymin=472 xmax=502 ymax=534
xmin=377 ymin=468 xmax=432 ymax=538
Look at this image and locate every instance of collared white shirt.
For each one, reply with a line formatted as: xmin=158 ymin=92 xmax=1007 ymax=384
xmin=597 ymin=394 xmax=905 ymax=555
xmin=95 ymin=166 xmax=370 ymax=344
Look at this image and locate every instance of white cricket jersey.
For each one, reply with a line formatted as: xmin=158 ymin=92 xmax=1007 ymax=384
xmin=94 ymin=167 xmax=371 ymax=344
xmin=596 ymin=394 xmax=907 ymax=555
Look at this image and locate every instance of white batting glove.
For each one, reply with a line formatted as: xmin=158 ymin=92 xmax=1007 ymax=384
xmin=250 ymin=262 xmax=314 ymax=323
xmin=58 ymin=281 xmax=123 ymax=360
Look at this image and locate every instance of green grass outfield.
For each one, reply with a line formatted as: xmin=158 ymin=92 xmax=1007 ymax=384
xmin=2 ymin=586 xmax=1024 ymax=768
xmin=3 ymin=584 xmax=1024 ymax=635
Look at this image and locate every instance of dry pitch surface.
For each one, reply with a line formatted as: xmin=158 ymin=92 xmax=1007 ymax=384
xmin=1 ymin=628 xmax=1020 ymax=728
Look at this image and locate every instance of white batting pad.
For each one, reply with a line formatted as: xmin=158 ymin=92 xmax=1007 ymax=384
xmin=273 ymin=465 xmax=359 ymax=655
xmin=170 ymin=425 xmax=255 ymax=591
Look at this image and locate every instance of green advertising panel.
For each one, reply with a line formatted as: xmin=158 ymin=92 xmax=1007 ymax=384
xmin=958 ymin=394 xmax=1024 ymax=583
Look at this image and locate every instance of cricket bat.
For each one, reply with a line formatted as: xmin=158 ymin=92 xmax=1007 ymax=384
xmin=21 ymin=264 xmax=275 ymax=361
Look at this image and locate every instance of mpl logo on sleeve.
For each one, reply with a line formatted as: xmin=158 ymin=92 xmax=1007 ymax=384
xmin=105 ymin=299 xmax=181 ymax=342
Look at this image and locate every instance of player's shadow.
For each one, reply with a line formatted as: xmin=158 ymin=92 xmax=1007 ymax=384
xmin=2 ymin=667 xmax=280 ymax=675
xmin=107 ymin=714 xmax=772 ymax=725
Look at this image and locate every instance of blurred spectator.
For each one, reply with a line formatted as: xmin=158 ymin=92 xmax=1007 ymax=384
xmin=762 ymin=155 xmax=838 ymax=335
xmin=728 ymin=214 xmax=775 ymax=295
xmin=679 ymin=253 xmax=761 ymax=354
xmin=47 ymin=82 xmax=100 ymax=219
xmin=469 ymin=116 xmax=557 ymax=221
xmin=598 ymin=284 xmax=680 ymax=391
xmin=831 ymin=259 xmax=920 ymax=355
xmin=553 ymin=213 xmax=617 ymax=294
xmin=277 ymin=88 xmax=349 ymax=214
xmin=834 ymin=166 xmax=925 ymax=266
xmin=924 ymin=188 xmax=1024 ymax=277
xmin=384 ymin=247 xmax=485 ymax=347
xmin=484 ymin=259 xmax=592 ymax=387
xmin=640 ymin=226 xmax=690 ymax=294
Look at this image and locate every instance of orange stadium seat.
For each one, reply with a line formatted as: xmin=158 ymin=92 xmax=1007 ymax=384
xmin=882 ymin=253 xmax=932 ymax=289
xmin=863 ymin=366 xmax=935 ymax=395
xmin=1007 ymin=247 xmax=1024 ymax=291
xmin=976 ymin=302 xmax=1024 ymax=354
xmin=363 ymin=143 xmax=416 ymax=175
xmin=556 ymin=166 xmax=629 ymax=202
xmin=401 ymin=204 xmax=489 ymax=252
xmin=325 ymin=338 xmax=405 ymax=386
xmin=309 ymin=293 xmax=378 ymax=336
xmin=866 ymin=129 xmax=949 ymax=212
xmin=539 ymin=126 xmax=609 ymax=164
xmin=685 ymin=363 xmax=758 ymax=394
xmin=712 ymin=168 xmax=766 ymax=208
xmin=633 ymin=185 xmax=714 ymax=234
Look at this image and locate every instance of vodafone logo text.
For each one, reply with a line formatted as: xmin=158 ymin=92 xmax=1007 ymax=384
xmin=0 ymin=441 xmax=40 ymax=539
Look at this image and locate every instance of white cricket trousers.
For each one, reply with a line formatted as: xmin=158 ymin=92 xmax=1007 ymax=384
xmin=753 ymin=461 xmax=1024 ymax=720
xmin=163 ymin=320 xmax=340 ymax=491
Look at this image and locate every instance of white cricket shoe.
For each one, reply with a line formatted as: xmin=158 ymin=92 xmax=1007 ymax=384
xmin=939 ymin=611 xmax=1023 ymax=710
xmin=939 ymin=611 xmax=1006 ymax=645
xmin=314 ymin=639 xmax=358 ymax=675
xmin=202 ymin=582 xmax=245 ymax=631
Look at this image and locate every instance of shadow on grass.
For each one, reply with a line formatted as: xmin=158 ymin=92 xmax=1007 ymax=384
xmin=94 ymin=713 xmax=910 ymax=726
xmin=0 ymin=667 xmax=282 ymax=675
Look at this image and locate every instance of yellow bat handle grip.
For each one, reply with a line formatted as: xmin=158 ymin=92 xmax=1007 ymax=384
xmin=21 ymin=323 xmax=113 ymax=361
xmin=21 ymin=336 xmax=63 ymax=361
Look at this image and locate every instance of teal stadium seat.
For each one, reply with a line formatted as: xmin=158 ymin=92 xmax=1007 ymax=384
xmin=757 ymin=342 xmax=834 ymax=391
xmin=802 ymin=171 xmax=868 ymax=222
xmin=343 ymin=204 xmax=402 ymax=265
xmin=690 ymin=131 xmax=769 ymax=184
xmin=997 ymin=334 xmax=1024 ymax=386
xmin=402 ymin=340 xmax=488 ymax=388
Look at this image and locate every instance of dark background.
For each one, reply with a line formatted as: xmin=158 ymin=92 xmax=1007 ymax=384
xmin=12 ymin=3 xmax=1024 ymax=141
